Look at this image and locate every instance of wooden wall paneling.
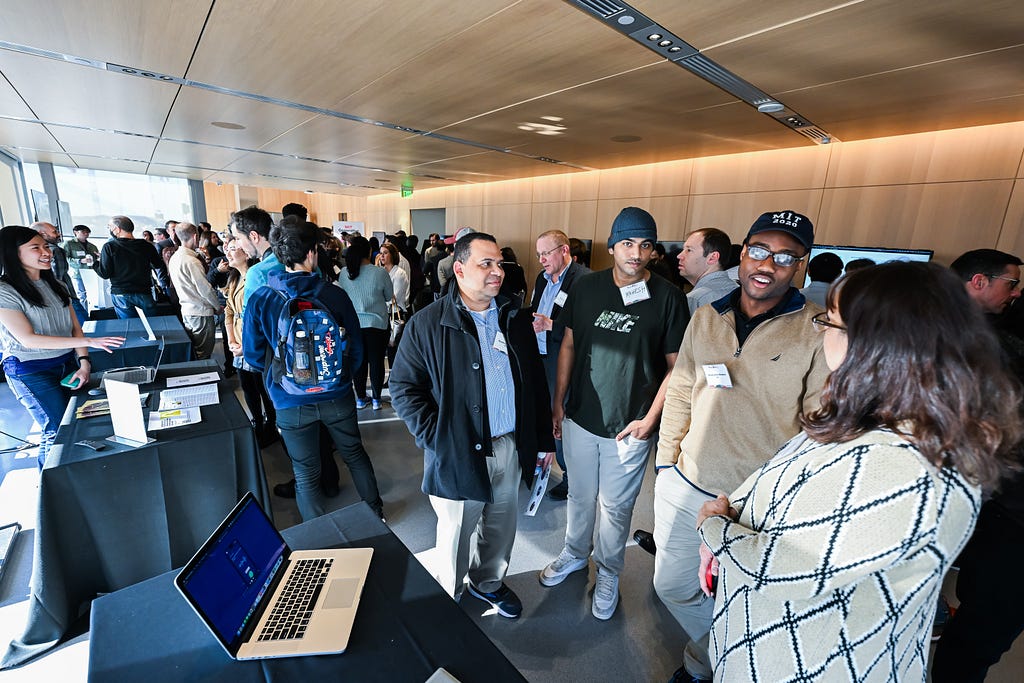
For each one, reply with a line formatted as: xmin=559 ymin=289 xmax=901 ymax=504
xmin=994 ymin=180 xmax=1024 ymax=257
xmin=685 ymin=190 xmax=825 ymax=243
xmin=648 ymin=195 xmax=691 ymax=243
xmin=531 ymin=170 xmax=601 ymax=203
xmin=689 ymin=146 xmax=831 ymax=195
xmin=483 ymin=204 xmax=534 ymax=261
xmin=817 ymin=181 xmax=1015 ymax=265
xmin=448 ymin=205 xmax=484 ymax=232
xmin=447 ymin=184 xmax=485 ymax=208
xmin=256 ymin=188 xmax=308 ymax=216
xmin=825 ymin=123 xmax=1024 ymax=188
xmin=203 ymin=181 xmax=239 ymax=232
xmin=483 ymin=178 xmax=533 ymax=206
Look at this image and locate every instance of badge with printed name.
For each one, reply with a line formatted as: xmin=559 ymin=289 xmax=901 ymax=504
xmin=620 ymin=280 xmax=651 ymax=306
xmin=703 ymin=363 xmax=733 ymax=388
xmin=554 ymin=290 xmax=568 ymax=307
xmin=493 ymin=331 xmax=508 ymax=354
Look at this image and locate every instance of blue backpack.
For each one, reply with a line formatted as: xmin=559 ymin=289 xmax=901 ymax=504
xmin=270 ymin=287 xmax=348 ymax=395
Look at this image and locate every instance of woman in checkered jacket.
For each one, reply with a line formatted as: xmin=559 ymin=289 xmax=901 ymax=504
xmin=696 ymin=261 xmax=1021 ymax=682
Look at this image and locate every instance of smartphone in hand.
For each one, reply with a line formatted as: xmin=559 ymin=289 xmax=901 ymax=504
xmin=60 ymin=372 xmax=82 ymax=389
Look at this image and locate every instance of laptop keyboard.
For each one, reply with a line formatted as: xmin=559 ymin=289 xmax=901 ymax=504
xmin=257 ymin=558 xmax=334 ymax=641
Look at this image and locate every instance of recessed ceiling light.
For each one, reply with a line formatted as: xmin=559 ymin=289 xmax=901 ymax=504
xmin=658 ymin=39 xmax=672 ymax=47
xmin=211 ymin=121 xmax=246 ymax=130
xmin=647 ymin=34 xmax=662 ymax=41
xmin=668 ymin=46 xmax=682 ymax=53
xmin=540 ymin=116 xmax=563 ymax=122
xmin=617 ymin=15 xmax=635 ymax=25
xmin=536 ymin=130 xmax=562 ymax=136
xmin=757 ymin=102 xmax=785 ymax=113
xmin=517 ymin=125 xmax=533 ymax=131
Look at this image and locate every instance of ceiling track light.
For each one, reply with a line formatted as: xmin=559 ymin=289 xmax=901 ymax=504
xmin=562 ymin=0 xmax=837 ymax=145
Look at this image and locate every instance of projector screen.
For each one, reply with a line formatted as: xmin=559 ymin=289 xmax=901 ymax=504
xmin=803 ymin=244 xmax=933 ymax=287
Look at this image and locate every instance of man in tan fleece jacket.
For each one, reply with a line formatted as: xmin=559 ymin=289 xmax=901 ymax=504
xmin=653 ymin=210 xmax=830 ymax=683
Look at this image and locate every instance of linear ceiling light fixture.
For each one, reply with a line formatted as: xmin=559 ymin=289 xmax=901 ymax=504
xmin=563 ymin=0 xmax=836 ymax=145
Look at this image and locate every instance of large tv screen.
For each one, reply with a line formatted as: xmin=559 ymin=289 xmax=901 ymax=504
xmin=803 ymin=244 xmax=933 ymax=287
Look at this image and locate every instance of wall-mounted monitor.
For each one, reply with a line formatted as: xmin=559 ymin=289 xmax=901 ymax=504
xmin=804 ymin=244 xmax=933 ymax=287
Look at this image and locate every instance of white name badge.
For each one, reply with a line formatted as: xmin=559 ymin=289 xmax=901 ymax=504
xmin=620 ymin=280 xmax=651 ymax=306
xmin=703 ymin=363 xmax=733 ymax=388
xmin=493 ymin=331 xmax=508 ymax=354
xmin=554 ymin=290 xmax=568 ymax=307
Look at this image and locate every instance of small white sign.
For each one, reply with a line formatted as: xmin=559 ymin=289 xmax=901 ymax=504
xmin=703 ymin=363 xmax=733 ymax=389
xmin=165 ymin=372 xmax=221 ymax=388
xmin=554 ymin=290 xmax=568 ymax=307
xmin=619 ymin=280 xmax=651 ymax=306
xmin=492 ymin=331 xmax=508 ymax=354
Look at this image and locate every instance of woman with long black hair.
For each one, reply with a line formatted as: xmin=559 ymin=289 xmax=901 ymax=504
xmin=0 ymin=225 xmax=123 ymax=468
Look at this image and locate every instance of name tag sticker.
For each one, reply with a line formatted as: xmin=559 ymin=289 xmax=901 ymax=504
xmin=493 ymin=331 xmax=508 ymax=354
xmin=703 ymin=363 xmax=733 ymax=388
xmin=554 ymin=290 xmax=568 ymax=307
xmin=620 ymin=280 xmax=651 ymax=306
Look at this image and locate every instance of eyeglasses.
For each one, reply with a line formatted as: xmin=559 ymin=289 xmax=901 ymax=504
xmin=988 ymin=274 xmax=1021 ymax=289
xmin=745 ymin=244 xmax=804 ymax=268
xmin=536 ymin=245 xmax=565 ymax=259
xmin=811 ymin=311 xmax=846 ymax=333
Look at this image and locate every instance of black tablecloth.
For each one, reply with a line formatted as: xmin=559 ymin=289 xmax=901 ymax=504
xmin=84 ymin=315 xmax=192 ymax=372
xmin=86 ymin=503 xmax=526 ymax=683
xmin=0 ymin=361 xmax=269 ymax=670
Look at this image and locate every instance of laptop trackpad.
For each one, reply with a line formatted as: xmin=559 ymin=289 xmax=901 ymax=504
xmin=323 ymin=578 xmax=359 ymax=609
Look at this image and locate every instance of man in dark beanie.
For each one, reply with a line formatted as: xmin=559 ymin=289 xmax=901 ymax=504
xmin=539 ymin=206 xmax=689 ymax=620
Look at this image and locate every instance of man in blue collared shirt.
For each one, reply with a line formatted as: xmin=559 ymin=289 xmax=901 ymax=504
xmin=391 ymin=232 xmax=555 ymax=619
xmin=530 ymin=229 xmax=589 ymax=499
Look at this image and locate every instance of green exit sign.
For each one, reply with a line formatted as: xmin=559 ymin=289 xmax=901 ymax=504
xmin=401 ymin=184 xmax=413 ymax=198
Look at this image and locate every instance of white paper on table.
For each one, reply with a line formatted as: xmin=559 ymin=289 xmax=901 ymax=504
xmin=106 ymin=379 xmax=149 ymax=445
xmin=165 ymin=372 xmax=221 ymax=388
xmin=147 ymin=407 xmax=201 ymax=431
xmin=81 ymin=321 xmax=97 ymax=333
xmin=524 ymin=454 xmax=553 ymax=517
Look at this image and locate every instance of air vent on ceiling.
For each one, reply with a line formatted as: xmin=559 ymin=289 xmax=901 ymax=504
xmin=106 ymin=63 xmax=183 ymax=84
xmin=575 ymin=0 xmax=627 ymax=18
xmin=676 ymin=54 xmax=770 ymax=106
xmin=794 ymin=126 xmax=833 ymax=144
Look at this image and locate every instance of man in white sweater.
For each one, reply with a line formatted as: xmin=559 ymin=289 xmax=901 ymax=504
xmin=168 ymin=222 xmax=222 ymax=360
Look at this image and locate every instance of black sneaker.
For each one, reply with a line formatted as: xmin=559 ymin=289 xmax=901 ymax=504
xmin=273 ymin=478 xmax=296 ymax=498
xmin=547 ymin=478 xmax=569 ymax=500
xmin=467 ymin=582 xmax=523 ymax=619
xmin=633 ymin=529 xmax=657 ymax=556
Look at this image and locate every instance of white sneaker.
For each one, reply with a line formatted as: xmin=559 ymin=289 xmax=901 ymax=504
xmin=539 ymin=548 xmax=588 ymax=587
xmin=592 ymin=570 xmax=619 ymax=620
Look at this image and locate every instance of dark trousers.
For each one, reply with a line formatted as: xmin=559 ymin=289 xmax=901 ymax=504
xmin=354 ymin=327 xmax=388 ymax=401
xmin=276 ymin=394 xmax=382 ymax=521
xmin=933 ymin=502 xmax=1024 ymax=682
xmin=541 ymin=351 xmax=566 ymax=477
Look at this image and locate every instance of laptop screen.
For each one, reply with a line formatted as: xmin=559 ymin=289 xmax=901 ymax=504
xmin=176 ymin=494 xmax=287 ymax=652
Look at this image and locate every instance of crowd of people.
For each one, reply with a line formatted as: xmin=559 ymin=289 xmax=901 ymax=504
xmin=1 ymin=200 xmax=1022 ymax=682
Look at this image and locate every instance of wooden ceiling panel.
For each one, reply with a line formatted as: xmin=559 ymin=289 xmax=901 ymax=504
xmin=0 ymin=0 xmax=209 ymax=74
xmin=341 ymin=136 xmax=509 ymax=176
xmin=150 ymin=140 xmax=249 ymax=171
xmin=1 ymin=52 xmax=177 ymax=136
xmin=440 ymin=62 xmax=801 ymax=169
xmin=334 ymin=0 xmax=660 ymax=130
xmin=161 ymin=88 xmax=317 ymax=148
xmin=629 ymin=0 xmax=846 ymax=50
xmin=223 ymin=153 xmax=381 ymax=188
xmin=0 ymin=118 xmax=63 ymax=153
xmin=67 ymin=156 xmax=149 ymax=175
xmin=780 ymin=46 xmax=1024 ymax=141
xmin=188 ymin=0 xmax=518 ymax=108
xmin=47 ymin=125 xmax=157 ymax=162
xmin=706 ymin=0 xmax=1024 ymax=95
xmin=259 ymin=115 xmax=417 ymax=163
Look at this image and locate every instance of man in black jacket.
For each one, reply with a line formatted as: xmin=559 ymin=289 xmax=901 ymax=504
xmin=390 ymin=231 xmax=555 ymax=619
xmin=530 ymin=229 xmax=590 ymax=500
xmin=95 ymin=215 xmax=170 ymax=319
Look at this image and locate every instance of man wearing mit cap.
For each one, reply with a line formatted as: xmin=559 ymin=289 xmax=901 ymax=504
xmin=436 ymin=227 xmax=474 ymax=294
xmin=539 ymin=207 xmax=689 ymax=621
xmin=653 ymin=210 xmax=830 ymax=683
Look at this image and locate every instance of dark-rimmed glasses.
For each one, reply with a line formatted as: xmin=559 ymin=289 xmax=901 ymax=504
xmin=746 ymin=244 xmax=804 ymax=268
xmin=811 ymin=311 xmax=846 ymax=333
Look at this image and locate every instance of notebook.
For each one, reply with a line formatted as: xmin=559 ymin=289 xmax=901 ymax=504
xmin=175 ymin=492 xmax=373 ymax=660
xmin=101 ymin=337 xmax=165 ymax=386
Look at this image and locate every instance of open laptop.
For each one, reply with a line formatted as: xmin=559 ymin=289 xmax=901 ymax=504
xmin=101 ymin=336 xmax=165 ymax=386
xmin=175 ymin=492 xmax=373 ymax=660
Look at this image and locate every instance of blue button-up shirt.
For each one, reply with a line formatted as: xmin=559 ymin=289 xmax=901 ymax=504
xmin=534 ymin=263 xmax=569 ymax=356
xmin=468 ymin=299 xmax=516 ymax=439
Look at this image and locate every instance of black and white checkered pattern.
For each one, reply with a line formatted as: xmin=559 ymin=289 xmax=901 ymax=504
xmin=700 ymin=430 xmax=980 ymax=682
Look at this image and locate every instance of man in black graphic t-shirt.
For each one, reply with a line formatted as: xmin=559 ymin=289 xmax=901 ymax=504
xmin=539 ymin=207 xmax=688 ymax=621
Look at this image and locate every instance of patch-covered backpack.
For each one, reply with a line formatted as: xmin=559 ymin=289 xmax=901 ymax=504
xmin=270 ymin=287 xmax=348 ymax=394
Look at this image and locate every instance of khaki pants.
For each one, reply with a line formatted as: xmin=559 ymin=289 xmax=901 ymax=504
xmin=428 ymin=434 xmax=520 ymax=598
xmin=562 ymin=418 xmax=652 ymax=576
xmin=182 ymin=314 xmax=216 ymax=360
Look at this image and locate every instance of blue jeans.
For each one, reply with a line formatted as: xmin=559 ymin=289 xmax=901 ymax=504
xmin=276 ymin=394 xmax=382 ymax=521
xmin=5 ymin=355 xmax=75 ymax=469
xmin=71 ymin=298 xmax=88 ymax=326
xmin=111 ymin=292 xmax=156 ymax=319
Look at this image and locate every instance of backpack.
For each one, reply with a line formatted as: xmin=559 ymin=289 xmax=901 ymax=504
xmin=270 ymin=287 xmax=348 ymax=395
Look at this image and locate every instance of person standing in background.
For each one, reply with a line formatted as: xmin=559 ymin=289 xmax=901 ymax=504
xmin=63 ymin=224 xmax=99 ymax=312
